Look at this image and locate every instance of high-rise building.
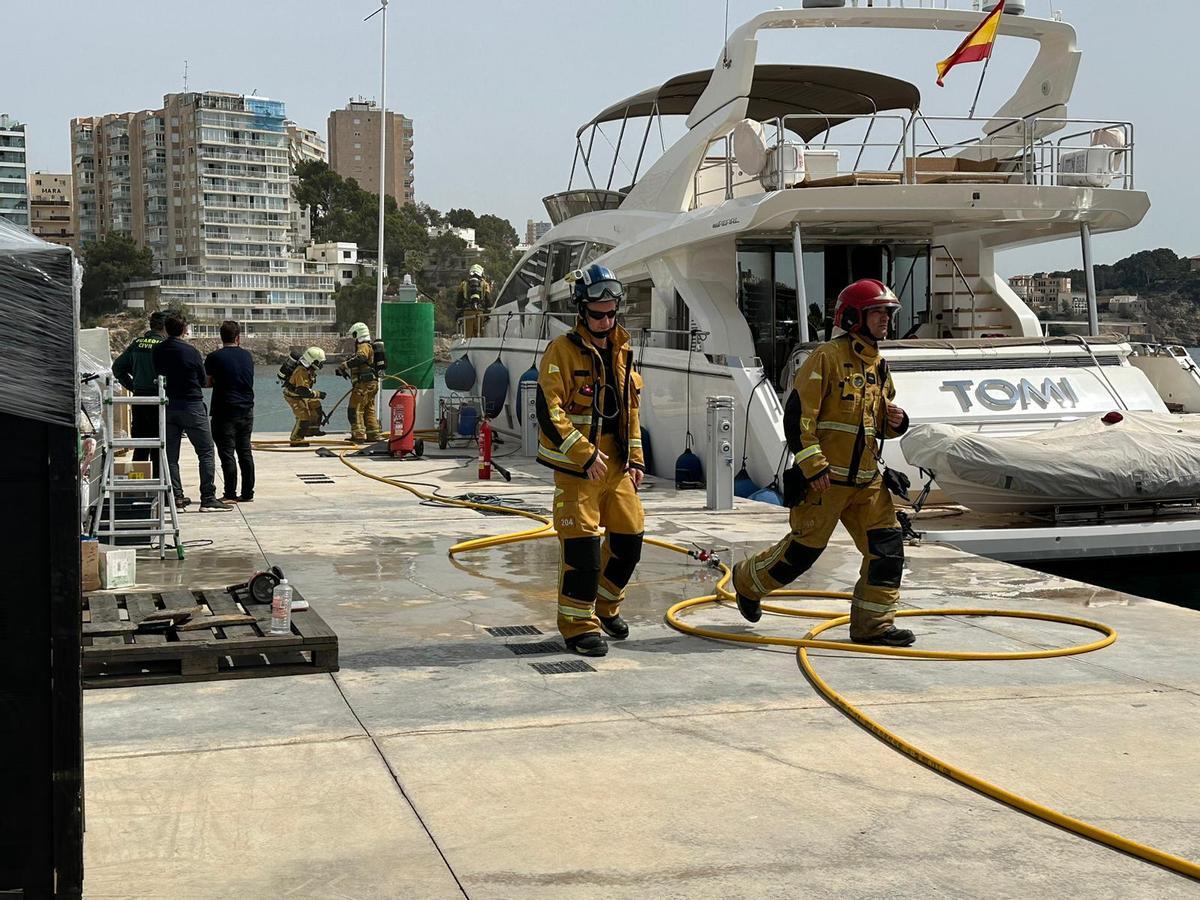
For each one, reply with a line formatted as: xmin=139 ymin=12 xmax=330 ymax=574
xmin=285 ymin=121 xmax=326 ymax=252
xmin=0 ymin=115 xmax=29 ymax=231
xmin=525 ymin=219 xmax=551 ymax=245
xmin=286 ymin=121 xmax=327 ymax=166
xmin=27 ymin=172 xmax=74 ymax=246
xmin=327 ymin=99 xmax=413 ymax=205
xmin=71 ymin=92 xmax=336 ymax=338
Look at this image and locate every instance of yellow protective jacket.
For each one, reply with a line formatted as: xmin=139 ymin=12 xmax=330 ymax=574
xmin=345 ymin=341 xmax=377 ymax=383
xmin=536 ymin=323 xmax=645 ymax=478
xmin=786 ymin=333 xmax=909 ymax=487
xmin=284 ymin=364 xmax=319 ymax=399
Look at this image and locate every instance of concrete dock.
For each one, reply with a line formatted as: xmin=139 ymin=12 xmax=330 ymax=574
xmin=82 ymin=436 xmax=1200 ymax=898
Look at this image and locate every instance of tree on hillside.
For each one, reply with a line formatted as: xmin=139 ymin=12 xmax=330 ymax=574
xmin=475 ymin=213 xmax=518 ymax=252
xmin=80 ymin=234 xmax=155 ymax=324
xmin=332 ymin=275 xmax=379 ymax=334
xmin=446 ymin=208 xmax=478 ymax=228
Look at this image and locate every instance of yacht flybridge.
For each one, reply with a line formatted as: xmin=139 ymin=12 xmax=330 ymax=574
xmin=456 ymin=2 xmax=1200 ymax=565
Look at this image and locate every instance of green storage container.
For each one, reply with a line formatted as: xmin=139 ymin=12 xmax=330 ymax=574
xmin=381 ymin=301 xmax=434 ymax=389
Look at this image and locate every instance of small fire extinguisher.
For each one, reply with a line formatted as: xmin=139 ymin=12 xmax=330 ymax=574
xmin=477 ymin=419 xmax=512 ymax=482
xmin=478 ymin=419 xmax=493 ymax=480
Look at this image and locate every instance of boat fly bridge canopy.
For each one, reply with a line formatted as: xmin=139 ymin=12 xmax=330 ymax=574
xmin=546 ymin=5 xmax=1137 ymax=224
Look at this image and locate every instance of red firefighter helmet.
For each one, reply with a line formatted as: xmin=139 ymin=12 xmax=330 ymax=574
xmin=833 ymin=279 xmax=901 ymax=335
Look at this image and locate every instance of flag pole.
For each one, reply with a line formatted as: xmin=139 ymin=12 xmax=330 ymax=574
xmin=968 ymin=50 xmax=993 ymax=120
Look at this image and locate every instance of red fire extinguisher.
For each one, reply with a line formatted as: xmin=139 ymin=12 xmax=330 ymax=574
xmin=478 ymin=419 xmax=493 ymax=479
xmin=477 ymin=419 xmax=512 ymax=482
xmin=389 ymin=387 xmax=418 ymax=457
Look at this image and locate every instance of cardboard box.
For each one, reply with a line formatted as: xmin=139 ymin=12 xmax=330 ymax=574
xmin=113 ymin=460 xmax=153 ymax=480
xmin=81 ymin=539 xmax=100 ymax=592
xmin=99 ymin=545 xmax=136 ymax=590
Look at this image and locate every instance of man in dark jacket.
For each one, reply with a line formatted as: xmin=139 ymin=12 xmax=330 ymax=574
xmin=151 ymin=314 xmax=231 ymax=511
xmin=204 ymin=320 xmax=256 ymax=502
xmin=112 ymin=310 xmax=166 ymax=476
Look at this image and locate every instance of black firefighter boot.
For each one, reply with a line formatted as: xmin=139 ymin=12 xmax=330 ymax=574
xmin=853 ymin=626 xmax=916 ymax=647
xmin=565 ymin=632 xmax=608 ymax=657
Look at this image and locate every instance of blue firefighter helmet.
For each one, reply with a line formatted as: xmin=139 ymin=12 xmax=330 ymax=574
xmin=572 ymin=264 xmax=625 ymax=304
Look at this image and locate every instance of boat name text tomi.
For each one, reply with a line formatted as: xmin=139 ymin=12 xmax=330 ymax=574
xmin=938 ymin=377 xmax=1080 ymax=413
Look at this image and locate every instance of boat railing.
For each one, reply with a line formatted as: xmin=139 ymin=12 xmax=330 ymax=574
xmin=692 ymin=112 xmax=1136 ymax=207
xmin=456 ymin=309 xmax=577 ymax=341
xmin=1029 ymin=118 xmax=1135 ymax=190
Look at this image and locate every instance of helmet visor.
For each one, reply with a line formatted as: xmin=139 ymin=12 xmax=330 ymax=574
xmin=583 ymin=279 xmax=625 ymax=301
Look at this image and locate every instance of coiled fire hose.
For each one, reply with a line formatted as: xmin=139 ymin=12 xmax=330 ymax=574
xmin=336 ymin=449 xmax=1200 ymax=881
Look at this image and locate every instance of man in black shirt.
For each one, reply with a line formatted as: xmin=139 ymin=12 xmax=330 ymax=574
xmin=205 ymin=320 xmax=256 ymax=502
xmin=151 ymin=314 xmax=231 ymax=512
xmin=112 ymin=310 xmax=166 ymax=476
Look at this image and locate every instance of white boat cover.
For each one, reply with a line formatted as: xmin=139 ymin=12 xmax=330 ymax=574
xmin=900 ymin=412 xmax=1200 ymax=512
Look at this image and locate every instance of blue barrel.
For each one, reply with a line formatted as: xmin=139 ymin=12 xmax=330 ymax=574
xmin=458 ymin=404 xmax=479 ymax=437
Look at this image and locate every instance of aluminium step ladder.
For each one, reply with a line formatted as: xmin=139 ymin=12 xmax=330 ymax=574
xmin=92 ymin=375 xmax=183 ymax=560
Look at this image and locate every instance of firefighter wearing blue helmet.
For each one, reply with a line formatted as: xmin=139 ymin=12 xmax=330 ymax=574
xmin=534 ymin=264 xmax=647 ymax=656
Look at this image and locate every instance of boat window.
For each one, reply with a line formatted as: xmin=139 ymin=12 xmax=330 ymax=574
xmin=891 ymin=246 xmax=930 ymax=339
xmin=495 ymin=245 xmax=549 ymax=309
xmin=667 ymin=291 xmax=690 ymax=351
xmin=621 ymin=279 xmax=653 ymax=337
xmin=736 ymin=247 xmax=800 ymax=386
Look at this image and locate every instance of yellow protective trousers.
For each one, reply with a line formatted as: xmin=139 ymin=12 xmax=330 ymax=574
xmin=348 ymin=380 xmax=384 ymax=440
xmin=732 ymin=479 xmax=905 ymax=640
xmin=553 ymin=435 xmax=646 ymax=640
xmin=285 ymin=395 xmax=324 ymax=444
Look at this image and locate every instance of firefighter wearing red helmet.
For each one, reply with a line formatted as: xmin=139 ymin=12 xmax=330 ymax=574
xmin=731 ymin=278 xmax=916 ymax=647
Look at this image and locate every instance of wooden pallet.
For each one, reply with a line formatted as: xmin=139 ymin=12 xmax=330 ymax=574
xmin=82 ymin=586 xmax=338 ymax=689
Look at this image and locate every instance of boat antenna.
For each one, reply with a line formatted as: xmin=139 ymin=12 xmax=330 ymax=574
xmin=721 ymin=0 xmax=732 ymax=68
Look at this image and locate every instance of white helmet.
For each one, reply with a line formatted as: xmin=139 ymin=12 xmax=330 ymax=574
xmin=299 ymin=346 xmax=326 ymax=368
xmin=468 ymin=264 xmax=484 ymax=278
xmin=348 ymin=322 xmax=371 ymax=343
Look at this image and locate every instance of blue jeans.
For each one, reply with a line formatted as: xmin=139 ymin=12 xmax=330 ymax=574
xmin=166 ymin=402 xmax=217 ymax=501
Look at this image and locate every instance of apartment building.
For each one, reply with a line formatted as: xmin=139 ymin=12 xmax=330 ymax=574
xmin=525 ymin=219 xmax=551 ymax=245
xmin=327 ymin=99 xmax=413 ymax=205
xmin=72 ymin=92 xmax=336 ymax=338
xmin=27 ymin=172 xmax=73 ymax=246
xmin=1009 ymin=273 xmax=1073 ymax=315
xmin=0 ymin=115 xmax=29 ymax=231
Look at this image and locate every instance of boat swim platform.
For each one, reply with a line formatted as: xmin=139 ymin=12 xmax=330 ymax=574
xmin=81 ymin=433 xmax=1200 ymax=898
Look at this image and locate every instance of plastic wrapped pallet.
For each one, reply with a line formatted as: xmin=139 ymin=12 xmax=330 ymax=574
xmin=0 ymin=216 xmax=84 ymax=892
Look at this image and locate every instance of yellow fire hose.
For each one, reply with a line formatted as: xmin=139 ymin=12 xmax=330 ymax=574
xmin=336 ymin=449 xmax=1199 ymax=880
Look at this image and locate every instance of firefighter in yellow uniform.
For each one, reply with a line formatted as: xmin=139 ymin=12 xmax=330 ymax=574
xmin=337 ymin=322 xmax=386 ymax=443
xmin=732 ymin=279 xmax=917 ymax=647
xmin=457 ymin=263 xmax=491 ymax=338
xmin=536 ymin=264 xmax=646 ymax=657
xmin=282 ymin=347 xmax=327 ymax=447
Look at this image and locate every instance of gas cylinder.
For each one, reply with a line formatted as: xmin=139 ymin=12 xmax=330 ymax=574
xmin=478 ymin=418 xmax=493 ymax=480
xmin=389 ymin=387 xmax=417 ymax=456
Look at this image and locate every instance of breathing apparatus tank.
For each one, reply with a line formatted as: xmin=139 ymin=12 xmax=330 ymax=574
xmin=276 ymin=349 xmax=302 ymax=383
xmin=372 ymin=340 xmax=387 ymax=378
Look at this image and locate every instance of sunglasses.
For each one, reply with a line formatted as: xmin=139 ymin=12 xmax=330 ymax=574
xmin=585 ymin=308 xmax=619 ymax=321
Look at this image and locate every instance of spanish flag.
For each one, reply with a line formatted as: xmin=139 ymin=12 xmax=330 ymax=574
xmin=936 ymin=0 xmax=1005 ymax=87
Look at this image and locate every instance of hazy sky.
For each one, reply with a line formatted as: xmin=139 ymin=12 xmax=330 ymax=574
xmin=7 ymin=0 xmax=1196 ymax=274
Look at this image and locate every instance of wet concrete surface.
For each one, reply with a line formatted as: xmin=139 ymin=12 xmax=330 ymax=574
xmin=82 ymin=435 xmax=1200 ymax=898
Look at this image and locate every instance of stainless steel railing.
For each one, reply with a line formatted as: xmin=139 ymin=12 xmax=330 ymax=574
xmin=692 ymin=113 xmax=1136 ymax=207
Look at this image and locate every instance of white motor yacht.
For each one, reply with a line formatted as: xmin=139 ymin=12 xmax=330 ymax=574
xmin=455 ymin=2 xmax=1200 ymax=566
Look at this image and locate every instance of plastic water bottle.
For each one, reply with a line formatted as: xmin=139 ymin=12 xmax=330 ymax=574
xmin=270 ymin=578 xmax=293 ymax=634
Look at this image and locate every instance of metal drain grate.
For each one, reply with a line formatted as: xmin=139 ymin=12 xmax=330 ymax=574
xmin=485 ymin=625 xmax=543 ymax=637
xmin=296 ymin=473 xmax=335 ymax=484
xmin=530 ymin=660 xmax=595 ymax=675
xmin=506 ymin=640 xmax=565 ymax=656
